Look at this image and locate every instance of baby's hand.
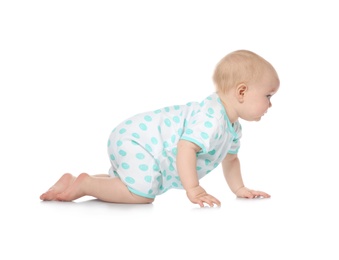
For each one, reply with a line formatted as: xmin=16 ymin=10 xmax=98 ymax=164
xmin=186 ymin=185 xmax=221 ymax=207
xmin=235 ymin=186 xmax=271 ymax=199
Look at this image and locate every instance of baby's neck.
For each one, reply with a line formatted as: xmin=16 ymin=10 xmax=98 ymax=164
xmin=217 ymin=91 xmax=238 ymax=123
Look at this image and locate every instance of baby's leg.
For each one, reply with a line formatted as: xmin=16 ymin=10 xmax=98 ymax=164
xmin=56 ymin=173 xmax=154 ymax=204
xmin=40 ymin=173 xmax=76 ymax=201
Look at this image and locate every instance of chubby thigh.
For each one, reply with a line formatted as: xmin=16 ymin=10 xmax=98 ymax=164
xmin=107 ymin=135 xmax=163 ymax=199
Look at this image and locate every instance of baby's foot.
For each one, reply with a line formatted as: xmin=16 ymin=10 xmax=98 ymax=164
xmin=40 ymin=173 xmax=76 ymax=201
xmin=56 ymin=173 xmax=89 ymax=202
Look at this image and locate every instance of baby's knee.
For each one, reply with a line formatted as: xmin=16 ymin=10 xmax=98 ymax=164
xmin=132 ymin=193 xmax=155 ymax=204
xmin=144 ymin=198 xmax=154 ymax=204
xmin=140 ymin=196 xmax=155 ymax=204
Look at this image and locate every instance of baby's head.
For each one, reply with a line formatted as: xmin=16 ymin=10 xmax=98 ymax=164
xmin=213 ymin=50 xmax=279 ymax=94
xmin=213 ymin=50 xmax=280 ymax=122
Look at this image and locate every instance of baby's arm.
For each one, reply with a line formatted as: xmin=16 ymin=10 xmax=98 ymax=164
xmin=176 ymin=140 xmax=221 ymax=207
xmin=222 ymin=154 xmax=270 ymax=198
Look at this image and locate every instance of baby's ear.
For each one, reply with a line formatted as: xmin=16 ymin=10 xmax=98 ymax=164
xmin=236 ymin=84 xmax=248 ymax=103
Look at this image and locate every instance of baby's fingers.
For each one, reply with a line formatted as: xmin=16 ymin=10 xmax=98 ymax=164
xmin=254 ymin=190 xmax=271 ymax=198
xmin=250 ymin=190 xmax=271 ymax=198
xmin=201 ymin=195 xmax=221 ymax=207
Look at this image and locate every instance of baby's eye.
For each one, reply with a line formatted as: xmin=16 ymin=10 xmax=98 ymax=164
xmin=266 ymin=95 xmax=272 ymax=100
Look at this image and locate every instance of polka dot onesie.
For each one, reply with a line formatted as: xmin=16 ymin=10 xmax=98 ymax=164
xmin=107 ymin=92 xmax=242 ymax=198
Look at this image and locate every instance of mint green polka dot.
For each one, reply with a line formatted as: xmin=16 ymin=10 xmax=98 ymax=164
xmin=185 ymin=128 xmax=193 ymax=134
xmin=178 ymin=128 xmax=183 ymax=136
xmin=186 ymin=102 xmax=192 ymax=106
xmin=119 ymin=128 xmax=126 ymax=134
xmin=117 ymin=140 xmax=123 ymax=146
xmin=131 ymin=140 xmax=138 ymax=145
xmin=163 ymin=141 xmax=169 ymax=148
xmin=200 ymin=101 xmax=205 ymax=107
xmin=172 ymin=147 xmax=177 ymax=156
xmin=156 ymin=176 xmax=162 ymax=182
xmin=125 ymin=120 xmax=132 ymax=125
xmin=208 ymin=108 xmax=214 ymax=114
xmin=154 ymin=109 xmax=161 ymax=114
xmin=153 ymin=164 xmax=159 ymax=171
xmin=196 ymin=166 xmax=202 ymax=170
xmin=151 ymin=137 xmax=158 ymax=144
xmin=201 ymin=132 xmax=209 ymax=139
xmin=184 ymin=119 xmax=188 ymax=126
xmin=139 ymin=164 xmax=149 ymax=171
xmin=136 ymin=153 xmax=145 ymax=159
xmin=162 ymin=150 xmax=167 ymax=157
xmin=208 ymin=96 xmax=213 ymax=100
xmin=169 ymin=164 xmax=174 ymax=171
xmin=148 ymin=189 xmax=153 ymax=194
xmin=208 ymin=149 xmax=216 ymax=155
xmin=119 ymin=150 xmax=127 ymax=156
xmin=162 ymin=170 xmax=167 ymax=177
xmin=165 ymin=107 xmax=170 ymax=112
xmin=144 ymin=115 xmax=152 ymax=122
xmin=168 ymin=156 xmax=174 ymax=163
xmin=164 ymin=118 xmax=171 ymax=127
xmin=139 ymin=123 xmax=147 ymax=131
xmin=145 ymin=144 xmax=152 ymax=153
xmin=174 ymin=105 xmax=180 ymax=110
xmin=171 ymin=135 xmax=176 ymax=143
xmin=173 ymin=116 xmax=180 ymax=123
xmin=214 ymin=133 xmax=219 ymax=139
xmin=205 ymin=159 xmax=211 ymax=165
xmin=144 ymin=176 xmax=152 ymax=183
xmin=172 ymin=182 xmax=178 ymax=187
xmin=125 ymin=177 xmax=135 ymax=184
xmin=107 ymin=140 xmax=111 ymax=147
xmin=121 ymin=163 xmax=130 ymax=169
xmin=158 ymin=126 xmax=161 ymax=133
xmin=166 ymin=175 xmax=172 ymax=181
xmin=110 ymin=154 xmax=115 ymax=160
xmin=132 ymin=133 xmax=140 ymax=139
xmin=204 ymin=121 xmax=213 ymax=128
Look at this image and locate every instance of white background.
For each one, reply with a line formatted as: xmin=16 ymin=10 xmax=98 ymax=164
xmin=1 ymin=1 xmax=338 ymax=259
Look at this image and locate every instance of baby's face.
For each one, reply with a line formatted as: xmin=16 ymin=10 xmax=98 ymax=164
xmin=240 ymin=73 xmax=279 ymax=121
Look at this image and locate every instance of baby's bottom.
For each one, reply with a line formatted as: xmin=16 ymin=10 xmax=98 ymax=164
xmin=40 ymin=173 xmax=155 ymax=204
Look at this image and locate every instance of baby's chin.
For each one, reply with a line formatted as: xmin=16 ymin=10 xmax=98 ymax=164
xmin=253 ymin=116 xmax=262 ymax=122
xmin=241 ymin=115 xmax=263 ymax=122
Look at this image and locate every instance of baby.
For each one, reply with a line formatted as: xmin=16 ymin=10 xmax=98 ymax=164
xmin=40 ymin=50 xmax=280 ymax=207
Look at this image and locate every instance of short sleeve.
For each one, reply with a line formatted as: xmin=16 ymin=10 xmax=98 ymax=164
xmin=228 ymin=121 xmax=242 ymax=154
xmin=180 ymin=112 xmax=220 ymax=154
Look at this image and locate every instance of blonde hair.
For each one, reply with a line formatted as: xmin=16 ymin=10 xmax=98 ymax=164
xmin=213 ymin=50 xmax=279 ymax=93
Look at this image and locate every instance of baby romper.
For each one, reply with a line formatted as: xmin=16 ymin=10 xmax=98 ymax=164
xmin=107 ymin=92 xmax=242 ymax=198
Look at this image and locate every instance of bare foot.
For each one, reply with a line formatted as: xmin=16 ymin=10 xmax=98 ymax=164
xmin=56 ymin=173 xmax=89 ymax=202
xmin=40 ymin=173 xmax=76 ymax=201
